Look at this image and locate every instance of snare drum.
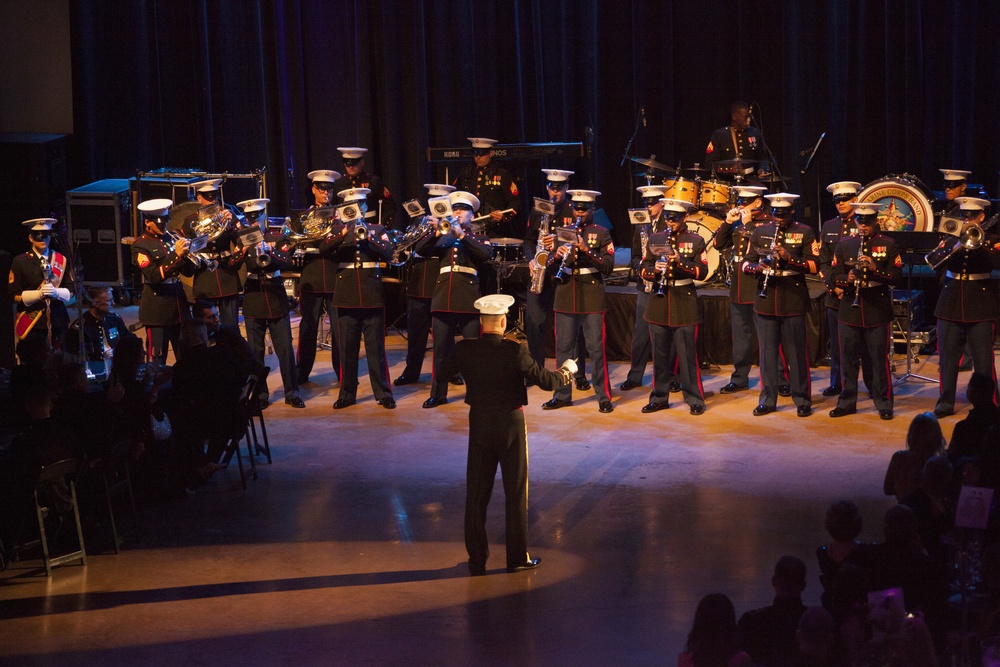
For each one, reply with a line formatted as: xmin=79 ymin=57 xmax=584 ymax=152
xmin=491 ymin=237 xmax=525 ymax=263
xmin=698 ymin=180 xmax=732 ymax=209
xmin=663 ymin=177 xmax=700 ymax=207
xmin=857 ymin=174 xmax=936 ymax=232
xmin=684 ymin=211 xmax=723 ymax=286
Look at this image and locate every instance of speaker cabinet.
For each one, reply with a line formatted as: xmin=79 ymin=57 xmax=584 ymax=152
xmin=67 ymin=179 xmax=132 ymax=286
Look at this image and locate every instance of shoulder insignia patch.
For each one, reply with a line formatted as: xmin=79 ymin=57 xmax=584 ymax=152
xmin=136 ymin=253 xmax=150 ymax=268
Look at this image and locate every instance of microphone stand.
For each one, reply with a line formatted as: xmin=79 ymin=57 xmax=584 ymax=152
xmin=750 ymin=104 xmax=784 ymax=189
xmin=620 ymin=109 xmax=642 ymax=169
xmin=799 ymin=132 xmax=826 ymax=230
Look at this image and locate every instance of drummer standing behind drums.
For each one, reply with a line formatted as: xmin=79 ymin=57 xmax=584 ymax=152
xmin=818 ymin=181 xmax=862 ymax=398
xmin=930 ymin=196 xmax=1000 ymax=418
xmin=414 ymin=191 xmax=495 ymax=408
xmin=704 ymin=101 xmax=770 ymax=181
xmin=394 ymin=183 xmax=453 ymax=386
xmin=296 ymin=169 xmax=342 ymax=385
xmin=451 ymin=138 xmax=521 ymax=239
xmin=638 ymin=198 xmax=709 ymax=415
xmin=523 ymin=169 xmax=575 ymax=369
xmin=542 ymin=189 xmax=615 ymax=414
xmin=235 ymin=198 xmax=305 ymax=409
xmin=131 ymin=199 xmax=193 ymax=363
xmin=715 ymin=185 xmax=769 ymax=394
xmin=331 ymin=147 xmax=398 ymax=231
xmin=828 ymin=202 xmax=902 ymax=421
xmin=621 ymin=185 xmax=668 ymax=391
xmin=188 ymin=179 xmax=245 ymax=327
xmin=742 ymin=193 xmax=819 ymax=417
xmin=324 ymin=188 xmax=396 ymax=410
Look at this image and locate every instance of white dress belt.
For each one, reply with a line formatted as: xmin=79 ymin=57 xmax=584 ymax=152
xmin=440 ymin=265 xmax=477 ymax=276
xmin=337 ymin=262 xmax=385 ymax=269
xmin=945 ymin=271 xmax=991 ymax=281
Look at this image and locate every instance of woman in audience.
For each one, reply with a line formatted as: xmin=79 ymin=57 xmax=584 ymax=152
xmin=883 ymin=412 xmax=946 ymax=501
xmin=816 ymin=499 xmax=869 ymax=610
xmin=678 ymin=593 xmax=751 ymax=667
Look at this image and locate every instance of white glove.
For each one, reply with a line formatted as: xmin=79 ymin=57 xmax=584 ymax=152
xmin=20 ymin=289 xmax=43 ymax=306
xmin=560 ymin=358 xmax=578 ymax=375
xmin=740 ymin=208 xmax=752 ymax=225
xmin=40 ymin=282 xmax=56 ymax=297
xmin=53 ymin=287 xmax=72 ymax=302
xmin=725 ymin=208 xmax=741 ymax=224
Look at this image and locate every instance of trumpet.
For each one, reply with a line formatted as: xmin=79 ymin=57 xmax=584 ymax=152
xmin=256 ymin=240 xmax=273 ymax=268
xmin=353 ymin=222 xmax=369 ymax=241
xmin=757 ymin=228 xmax=782 ymax=298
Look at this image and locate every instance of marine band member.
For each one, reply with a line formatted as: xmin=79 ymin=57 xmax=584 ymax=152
xmin=451 ymin=138 xmax=521 ymax=239
xmin=188 ymin=179 xmax=245 ymax=327
xmin=10 ymin=218 xmax=73 ymax=350
xmin=332 ymin=147 xmax=397 ymax=230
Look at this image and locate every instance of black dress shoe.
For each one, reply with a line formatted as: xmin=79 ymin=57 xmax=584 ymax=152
xmin=821 ymin=386 xmax=842 ymax=397
xmin=575 ymin=377 xmax=591 ymax=391
xmin=284 ymin=396 xmax=306 ymax=409
xmin=719 ymin=382 xmax=748 ymax=394
xmin=257 ymin=398 xmax=270 ymax=410
xmin=507 ymin=557 xmax=541 ymax=573
xmin=669 ymin=381 xmax=682 ymax=393
xmin=933 ymin=407 xmax=954 ymax=418
xmin=619 ymin=379 xmax=642 ymax=391
xmin=393 ymin=375 xmax=418 ymax=386
xmin=641 ymin=401 xmax=669 ymax=413
xmin=777 ymin=384 xmax=792 ymax=397
xmin=332 ymin=398 xmax=355 ymax=410
xmin=598 ymin=400 xmax=614 ymax=413
xmin=797 ymin=405 xmax=812 ymax=417
xmin=541 ymin=398 xmax=572 ymax=410
xmin=879 ymin=409 xmax=894 ymax=421
xmin=689 ymin=404 xmax=705 ymax=416
xmin=449 ymin=375 xmax=464 ymax=385
xmin=828 ymin=406 xmax=855 ymax=418
xmin=422 ymin=397 xmax=448 ymax=408
xmin=379 ymin=397 xmax=396 ymax=409
xmin=753 ymin=404 xmax=774 ymax=416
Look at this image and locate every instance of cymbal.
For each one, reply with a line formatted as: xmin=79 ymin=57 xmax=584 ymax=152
xmin=684 ymin=166 xmax=711 ymax=174
xmin=630 ymin=156 xmax=675 ymax=174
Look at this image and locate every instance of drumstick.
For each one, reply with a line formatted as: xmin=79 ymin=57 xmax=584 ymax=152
xmin=471 ymin=208 xmax=515 ymax=223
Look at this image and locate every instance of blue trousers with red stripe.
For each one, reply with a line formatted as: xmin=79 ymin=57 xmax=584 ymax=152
xmin=757 ymin=313 xmax=811 ymax=409
xmin=553 ymin=312 xmax=611 ymax=403
xmin=649 ymin=323 xmax=703 ymax=408
xmin=837 ymin=322 xmax=892 ymax=412
xmin=937 ymin=319 xmax=998 ymax=413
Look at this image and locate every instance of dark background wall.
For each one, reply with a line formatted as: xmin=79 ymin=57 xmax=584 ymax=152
xmin=3 ymin=0 xmax=1000 ymax=249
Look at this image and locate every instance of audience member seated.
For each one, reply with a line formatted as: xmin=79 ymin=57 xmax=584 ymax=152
xmin=847 ymin=505 xmax=949 ymax=647
xmin=884 ymin=412 xmax=946 ymax=502
xmin=9 ymin=335 xmax=54 ymax=425
xmin=816 ymin=499 xmax=870 ymax=610
xmin=863 ymin=593 xmax=939 ymax=667
xmin=900 ymin=455 xmax=954 ymax=566
xmin=191 ymin=300 xmax=266 ymax=406
xmin=789 ymin=606 xmax=836 ymax=667
xmin=826 ymin=563 xmax=870 ymax=667
xmin=169 ymin=320 xmax=242 ymax=486
xmin=947 ymin=372 xmax=1000 ymax=485
xmin=678 ymin=593 xmax=751 ymax=667
xmin=50 ymin=358 xmax=117 ymax=462
xmin=737 ymin=555 xmax=809 ymax=665
xmin=69 ymin=284 xmax=137 ymax=362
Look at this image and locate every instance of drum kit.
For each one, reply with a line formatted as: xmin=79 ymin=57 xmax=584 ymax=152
xmin=631 ymin=155 xmax=792 ymax=286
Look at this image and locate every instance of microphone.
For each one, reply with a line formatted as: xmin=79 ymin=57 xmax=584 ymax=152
xmin=641 ymin=107 xmax=647 ymax=127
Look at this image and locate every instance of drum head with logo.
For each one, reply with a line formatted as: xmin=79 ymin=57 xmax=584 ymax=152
xmin=857 ymin=176 xmax=935 ymax=232
xmin=683 ymin=211 xmax=722 ymax=286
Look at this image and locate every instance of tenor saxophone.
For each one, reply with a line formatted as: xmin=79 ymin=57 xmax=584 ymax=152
xmin=639 ymin=224 xmax=653 ymax=293
xmin=528 ymin=207 xmax=553 ymax=294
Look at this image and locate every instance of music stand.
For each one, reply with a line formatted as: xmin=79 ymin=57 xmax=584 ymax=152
xmin=884 ymin=231 xmax=939 ymax=385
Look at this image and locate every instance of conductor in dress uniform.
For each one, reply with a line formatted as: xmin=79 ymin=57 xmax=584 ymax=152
xmin=323 ymin=188 xmax=396 ymax=410
xmin=828 ymin=203 xmax=902 ymax=420
xmin=451 ymin=138 xmax=521 ymax=239
xmin=742 ymin=193 xmax=819 ymax=417
xmin=331 ymin=147 xmax=398 ymax=230
xmin=10 ymin=218 xmax=74 ymax=351
xmin=235 ymin=198 xmax=305 ymax=409
xmin=442 ymin=293 xmax=577 ymax=575
xmin=130 ymin=199 xmax=192 ymax=363
xmin=413 ymin=191 xmax=495 ymax=408
xmin=930 ymin=196 xmax=1000 ymax=417
xmin=638 ymin=198 xmax=709 ymax=415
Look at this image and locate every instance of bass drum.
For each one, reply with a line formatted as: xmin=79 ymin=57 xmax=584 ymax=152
xmin=683 ymin=211 xmax=722 ymax=286
xmin=663 ymin=177 xmax=700 ymax=207
xmin=857 ymin=174 xmax=936 ymax=232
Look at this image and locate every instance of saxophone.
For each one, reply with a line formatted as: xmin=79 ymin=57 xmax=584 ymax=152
xmin=529 ymin=205 xmax=553 ymax=294
xmin=639 ymin=224 xmax=653 ymax=293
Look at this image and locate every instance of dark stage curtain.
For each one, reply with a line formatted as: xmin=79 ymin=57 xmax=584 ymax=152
xmin=69 ymin=1 xmax=1000 ymax=246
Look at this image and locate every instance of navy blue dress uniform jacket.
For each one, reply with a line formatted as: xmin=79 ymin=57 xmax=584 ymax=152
xmin=831 ymin=233 xmax=902 ymax=327
xmin=704 ymin=125 xmax=767 ymax=172
xmin=743 ymin=221 xmax=819 ymax=317
xmin=523 ymin=199 xmax=574 ymax=260
xmin=714 ymin=210 xmax=772 ymax=305
xmin=640 ymin=228 xmax=708 ymax=326
xmin=131 ymin=233 xmax=192 ymax=326
xmin=546 ymin=222 xmax=614 ymax=314
xmin=405 ymin=254 xmax=441 ymax=299
xmin=297 ymin=206 xmax=340 ymax=294
xmin=191 ymin=228 xmax=244 ymax=298
xmin=9 ymin=251 xmax=72 ymax=332
xmin=414 ymin=231 xmax=494 ymax=313
xmin=452 ymin=162 xmax=521 ymax=236
xmin=630 ymin=212 xmax=667 ymax=294
xmin=241 ymin=233 xmax=294 ymax=319
xmin=332 ymin=172 xmax=396 ymax=229
xmin=932 ymin=237 xmax=1000 ymax=322
xmin=819 ymin=216 xmax=858 ymax=310
xmin=320 ymin=223 xmax=394 ymax=308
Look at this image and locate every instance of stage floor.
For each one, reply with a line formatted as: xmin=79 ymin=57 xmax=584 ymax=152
xmin=0 ymin=314 xmax=985 ymax=665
